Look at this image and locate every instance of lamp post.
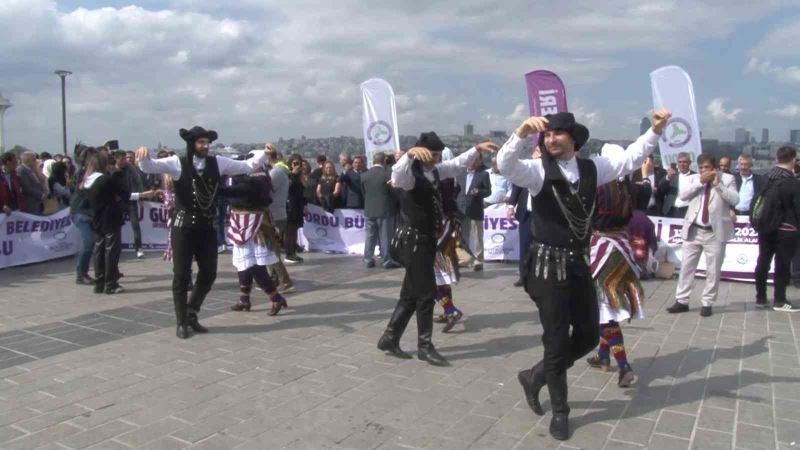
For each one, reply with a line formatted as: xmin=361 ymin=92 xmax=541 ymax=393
xmin=54 ymin=70 xmax=72 ymax=155
xmin=0 ymin=92 xmax=11 ymax=153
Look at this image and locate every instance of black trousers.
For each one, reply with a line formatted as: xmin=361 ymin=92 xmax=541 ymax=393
xmin=127 ymin=202 xmax=142 ymax=250
xmin=385 ymin=241 xmax=437 ymax=348
xmin=517 ymin=214 xmax=532 ymax=278
xmin=171 ymin=224 xmax=218 ymax=325
xmin=755 ymin=230 xmax=800 ymax=304
xmin=93 ymin=230 xmax=122 ymax=289
xmin=524 ymin=255 xmax=599 ymax=414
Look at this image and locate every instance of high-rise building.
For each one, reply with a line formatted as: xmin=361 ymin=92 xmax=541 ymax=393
xmin=762 ymin=128 xmax=769 ymax=144
xmin=735 ymin=128 xmax=748 ymax=143
xmin=640 ymin=117 xmax=652 ymax=135
xmin=464 ymin=122 xmax=474 ymax=137
xmin=791 ymin=130 xmax=800 ymax=145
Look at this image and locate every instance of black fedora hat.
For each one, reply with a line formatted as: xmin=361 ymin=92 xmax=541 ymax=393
xmin=179 ymin=126 xmax=218 ymax=143
xmin=415 ymin=131 xmax=445 ymax=153
xmin=541 ymin=112 xmax=589 ymax=150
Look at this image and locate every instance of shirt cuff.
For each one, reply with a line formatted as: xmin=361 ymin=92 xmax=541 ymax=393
xmin=130 ymin=193 xmax=141 ymax=201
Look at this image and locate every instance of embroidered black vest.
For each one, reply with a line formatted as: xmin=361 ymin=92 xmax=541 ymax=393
xmin=174 ymin=156 xmax=220 ymax=228
xmin=398 ymin=160 xmax=444 ymax=237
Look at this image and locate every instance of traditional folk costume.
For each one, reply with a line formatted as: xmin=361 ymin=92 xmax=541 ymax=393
xmin=498 ymin=112 xmax=659 ymax=440
xmin=223 ymin=172 xmax=288 ymax=315
xmin=139 ymin=126 xmax=268 ymax=339
xmin=586 ymin=179 xmax=643 ymax=387
xmin=377 ymin=132 xmax=482 ymax=366
xmin=433 ymin=179 xmax=464 ymax=332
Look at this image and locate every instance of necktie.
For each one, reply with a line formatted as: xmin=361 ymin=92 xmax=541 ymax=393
xmin=701 ymin=183 xmax=711 ymax=224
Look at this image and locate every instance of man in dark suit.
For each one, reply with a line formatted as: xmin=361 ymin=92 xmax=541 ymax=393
xmin=457 ymin=157 xmax=491 ymax=271
xmin=361 ymin=152 xmax=399 ymax=269
xmin=733 ymin=154 xmax=764 ymax=216
xmin=507 ymin=184 xmax=531 ymax=286
xmin=632 ymin=154 xmax=667 ymax=215
xmin=657 ymin=152 xmax=695 ymax=217
xmin=16 ymin=151 xmax=46 ymax=215
xmin=340 ymin=155 xmax=366 ymax=209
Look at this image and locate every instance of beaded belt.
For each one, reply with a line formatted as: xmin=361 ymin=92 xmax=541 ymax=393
xmin=528 ymin=240 xmax=590 ymax=281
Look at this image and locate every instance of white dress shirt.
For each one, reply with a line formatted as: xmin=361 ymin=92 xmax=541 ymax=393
xmin=465 ymin=171 xmax=475 ymax=194
xmin=496 ymin=129 xmax=660 ymax=197
xmin=487 ymin=172 xmax=512 ymax=204
xmin=647 ymin=173 xmax=656 ymax=208
xmin=736 ymin=174 xmax=755 ymax=212
xmin=391 ymin=147 xmax=479 ymax=191
xmin=673 ymin=172 xmax=692 ymax=208
xmin=139 ymin=153 xmax=268 ymax=181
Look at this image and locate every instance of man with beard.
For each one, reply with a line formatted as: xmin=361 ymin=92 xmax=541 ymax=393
xmin=137 ymin=127 xmax=268 ymax=339
xmin=498 ymin=109 xmax=670 ymax=440
xmin=377 ymin=132 xmax=497 ymax=366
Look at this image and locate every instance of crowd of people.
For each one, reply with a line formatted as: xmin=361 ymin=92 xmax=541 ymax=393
xmin=4 ymin=106 xmax=800 ymax=442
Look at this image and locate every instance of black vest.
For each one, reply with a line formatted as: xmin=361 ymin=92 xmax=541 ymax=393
xmin=398 ymin=160 xmax=443 ymax=237
xmin=174 ymin=156 xmax=220 ymax=228
xmin=530 ymin=158 xmax=597 ymax=248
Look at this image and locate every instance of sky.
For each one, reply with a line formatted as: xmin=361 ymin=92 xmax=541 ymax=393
xmin=1 ymin=0 xmax=799 ymax=152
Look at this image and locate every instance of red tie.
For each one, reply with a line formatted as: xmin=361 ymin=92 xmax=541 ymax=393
xmin=701 ymin=183 xmax=711 ymax=224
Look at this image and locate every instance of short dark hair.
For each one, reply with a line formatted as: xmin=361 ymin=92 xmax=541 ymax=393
xmin=776 ymin=146 xmax=797 ymax=164
xmin=316 ymin=155 xmax=327 ymax=164
xmin=696 ymin=153 xmax=716 ymax=168
xmin=373 ymin=152 xmax=386 ymax=166
xmin=39 ymin=152 xmax=53 ymax=160
xmin=0 ymin=153 xmax=16 ymax=164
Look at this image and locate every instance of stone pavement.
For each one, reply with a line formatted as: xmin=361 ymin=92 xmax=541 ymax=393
xmin=0 ymin=251 xmax=798 ymax=450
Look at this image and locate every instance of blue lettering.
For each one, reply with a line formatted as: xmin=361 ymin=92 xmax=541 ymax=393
xmin=1 ymin=240 xmax=11 ymax=256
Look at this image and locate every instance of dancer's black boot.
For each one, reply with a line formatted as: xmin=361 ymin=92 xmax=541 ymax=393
xmin=547 ymin=372 xmax=570 ymax=440
xmin=518 ymin=360 xmax=546 ymax=415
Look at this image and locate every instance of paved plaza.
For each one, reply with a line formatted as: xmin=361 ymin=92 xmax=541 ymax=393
xmin=0 ymin=251 xmax=798 ymax=450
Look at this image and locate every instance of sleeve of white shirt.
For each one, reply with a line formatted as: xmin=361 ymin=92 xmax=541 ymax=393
xmin=436 ymin=147 xmax=479 ymax=180
xmin=391 ymin=153 xmax=416 ymax=191
xmin=496 ymin=133 xmax=546 ymax=197
xmin=218 ymin=152 xmax=268 ymax=177
xmin=590 ymin=129 xmax=660 ymax=187
xmin=138 ymin=155 xmax=182 ymax=180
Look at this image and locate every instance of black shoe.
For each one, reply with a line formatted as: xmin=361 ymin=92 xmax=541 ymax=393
xmin=666 ymin=302 xmax=689 ymax=314
xmin=473 ymin=264 xmax=483 ymax=272
xmin=176 ymin=325 xmax=191 ymax=339
xmin=618 ymin=367 xmax=637 ymax=388
xmin=549 ymin=413 xmax=570 ymax=441
xmin=513 ymin=278 xmax=524 ymax=287
xmin=418 ymin=345 xmax=449 ymax=366
xmin=285 ymin=255 xmax=303 ymax=264
xmin=364 ymin=259 xmax=376 ymax=268
xmin=700 ymin=306 xmax=713 ymax=317
xmin=93 ymin=284 xmax=104 ymax=294
xmin=774 ymin=302 xmax=800 ymax=312
xmin=377 ymin=332 xmax=412 ymax=359
xmin=442 ymin=311 xmax=463 ymax=333
xmin=187 ymin=314 xmax=208 ymax=333
xmin=382 ymin=260 xmax=401 ymax=269
xmin=105 ymin=284 xmax=124 ymax=295
xmin=517 ymin=363 xmax=545 ymax=416
xmin=756 ymin=298 xmax=769 ymax=309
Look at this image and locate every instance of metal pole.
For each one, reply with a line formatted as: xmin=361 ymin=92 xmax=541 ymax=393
xmin=60 ymin=75 xmax=67 ymax=155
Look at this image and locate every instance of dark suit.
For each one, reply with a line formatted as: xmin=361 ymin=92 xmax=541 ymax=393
xmin=360 ymin=165 xmax=396 ymax=265
xmin=734 ymin=173 xmax=765 ymax=215
xmin=657 ymin=170 xmax=695 ymax=217
xmin=457 ymin=167 xmax=491 ymax=264
xmin=632 ymin=167 xmax=666 ymax=215
xmin=16 ymin=165 xmax=45 ymax=215
xmin=508 ymin=184 xmax=531 ymax=278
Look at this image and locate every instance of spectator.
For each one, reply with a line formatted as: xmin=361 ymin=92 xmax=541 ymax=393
xmin=115 ymin=150 xmax=145 ymax=258
xmin=339 ymin=155 xmax=366 ymax=209
xmin=361 ymin=152 xmax=399 ymax=269
xmin=754 ymin=146 xmax=800 ymax=312
xmin=40 ymin=152 xmax=55 ymax=178
xmin=70 ymin=150 xmax=100 ymax=285
xmin=485 ymin=156 xmax=512 ymax=205
xmin=632 ymin=154 xmax=667 ymax=215
xmin=0 ymin=152 xmax=25 ymax=214
xmin=338 ymin=151 xmax=352 ymax=173
xmin=285 ymin=154 xmax=307 ymax=264
xmin=734 ymin=154 xmax=764 ymax=216
xmin=310 ymin=155 xmax=326 ymax=183
xmin=63 ymin=156 xmax=77 ymax=191
xmin=666 ymin=153 xmax=738 ymax=317
xmin=300 ymin=159 xmax=317 ymax=206
xmin=657 ymin=152 xmax=695 ymax=218
xmin=47 ymin=161 xmax=71 ymax=209
xmin=316 ymin=161 xmax=341 ymax=213
xmin=17 ymin=151 xmax=47 ymax=215
xmin=457 ymin=156 xmax=491 ymax=271
xmin=265 ymin=144 xmax=294 ymax=291
xmin=718 ymin=156 xmax=732 ymax=175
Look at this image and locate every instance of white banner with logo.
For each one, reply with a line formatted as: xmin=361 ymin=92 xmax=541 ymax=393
xmin=0 ymin=208 xmax=80 ymax=269
xmin=360 ymin=78 xmax=400 ymax=168
xmin=121 ymin=202 xmax=170 ymax=250
xmin=650 ymin=66 xmax=702 ymax=172
xmin=482 ymin=204 xmax=520 ymax=261
xmin=299 ymin=204 xmax=366 ymax=254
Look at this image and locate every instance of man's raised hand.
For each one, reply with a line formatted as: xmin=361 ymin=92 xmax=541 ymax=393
xmin=515 ymin=117 xmax=549 ymax=139
xmin=652 ymin=109 xmax=672 ymax=135
xmin=407 ymin=147 xmax=434 ymax=164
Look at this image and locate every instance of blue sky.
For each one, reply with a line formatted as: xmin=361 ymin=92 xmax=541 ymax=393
xmin=1 ymin=0 xmax=799 ymax=152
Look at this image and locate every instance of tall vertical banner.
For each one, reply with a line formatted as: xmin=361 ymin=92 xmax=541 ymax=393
xmin=360 ymin=78 xmax=400 ymax=168
xmin=650 ymin=66 xmax=702 ymax=171
xmin=525 ymin=70 xmax=568 ymax=143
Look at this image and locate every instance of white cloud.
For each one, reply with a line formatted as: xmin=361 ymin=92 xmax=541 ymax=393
xmin=749 ymin=16 xmax=800 ymax=60
xmin=706 ymin=98 xmax=744 ymax=122
xmin=747 ymin=58 xmax=800 ymax=85
xmin=505 ymin=104 xmax=527 ymax=122
xmin=770 ymin=104 xmax=800 ymax=118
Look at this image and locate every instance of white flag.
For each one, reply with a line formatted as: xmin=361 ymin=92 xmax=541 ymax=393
xmin=360 ymin=78 xmax=399 ymax=168
xmin=650 ymin=66 xmax=702 ymax=171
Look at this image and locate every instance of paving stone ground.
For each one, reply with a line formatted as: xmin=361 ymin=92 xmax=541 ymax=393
xmin=0 ymin=250 xmax=798 ymax=450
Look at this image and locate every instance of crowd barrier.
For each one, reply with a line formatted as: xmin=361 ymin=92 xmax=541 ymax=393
xmin=0 ymin=202 xmax=771 ymax=282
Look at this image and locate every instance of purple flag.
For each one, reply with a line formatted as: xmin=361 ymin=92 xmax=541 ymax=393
xmin=525 ymin=70 xmax=568 ymax=143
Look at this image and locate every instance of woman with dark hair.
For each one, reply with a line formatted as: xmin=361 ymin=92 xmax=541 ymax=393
xmin=316 ymin=161 xmax=341 ymax=213
xmin=300 ymin=159 xmax=317 ymax=206
xmin=285 ymin=154 xmax=306 ymax=263
xmin=70 ymin=151 xmax=102 ymax=284
xmin=48 ymin=161 xmax=71 ymax=208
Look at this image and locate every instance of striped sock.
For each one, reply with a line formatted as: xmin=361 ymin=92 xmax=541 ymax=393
xmin=603 ymin=321 xmax=629 ymax=370
xmin=435 ymin=285 xmax=457 ymax=316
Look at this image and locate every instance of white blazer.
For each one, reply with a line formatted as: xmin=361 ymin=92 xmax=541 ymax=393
xmin=679 ymin=172 xmax=739 ymax=242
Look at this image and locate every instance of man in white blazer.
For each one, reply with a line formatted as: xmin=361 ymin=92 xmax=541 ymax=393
xmin=667 ymin=153 xmax=739 ymax=317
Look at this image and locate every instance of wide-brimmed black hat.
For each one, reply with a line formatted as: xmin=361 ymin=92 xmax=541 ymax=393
xmin=415 ymin=131 xmax=445 ymax=152
xmin=539 ymin=112 xmax=589 ymax=150
xmin=179 ymin=126 xmax=218 ymax=143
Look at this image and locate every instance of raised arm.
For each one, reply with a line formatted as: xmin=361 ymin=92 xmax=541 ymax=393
xmin=678 ymin=174 xmax=705 ymax=201
xmin=496 ymin=133 xmax=546 ymax=196
xmin=436 ymin=147 xmax=478 ymax=180
xmin=591 ymin=130 xmax=660 ymax=186
xmin=136 ymin=147 xmax=182 ymax=179
xmin=717 ymin=173 xmax=739 ymax=207
xmin=217 ymin=152 xmax=269 ymax=177
xmin=390 ymin=153 xmax=416 ymax=191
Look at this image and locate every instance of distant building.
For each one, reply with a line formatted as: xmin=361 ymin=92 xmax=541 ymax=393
xmin=735 ymin=128 xmax=749 ymax=144
xmin=640 ymin=117 xmax=651 ymax=135
xmin=762 ymin=128 xmax=769 ymax=144
xmin=791 ymin=130 xmax=800 ymax=145
xmin=464 ymin=123 xmax=474 ymax=137
xmin=488 ymin=130 xmax=507 ymax=139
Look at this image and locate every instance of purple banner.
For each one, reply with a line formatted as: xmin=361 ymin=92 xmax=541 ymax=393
xmin=525 ymin=70 xmax=568 ymax=144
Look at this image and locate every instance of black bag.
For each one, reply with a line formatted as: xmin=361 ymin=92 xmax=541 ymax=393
xmin=751 ymin=178 xmax=786 ymax=234
xmin=389 ymin=223 xmax=411 ymax=267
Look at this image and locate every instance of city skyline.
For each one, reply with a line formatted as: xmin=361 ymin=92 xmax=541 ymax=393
xmin=1 ymin=1 xmax=800 ymax=151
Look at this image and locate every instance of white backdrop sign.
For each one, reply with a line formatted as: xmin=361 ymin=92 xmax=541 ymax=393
xmin=0 ymin=208 xmax=79 ymax=269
